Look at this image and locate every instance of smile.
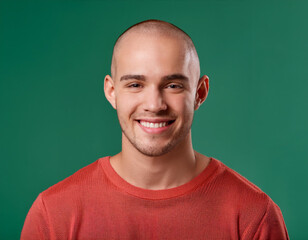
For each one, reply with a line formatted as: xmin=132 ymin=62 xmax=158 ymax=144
xmin=138 ymin=120 xmax=175 ymax=128
xmin=137 ymin=119 xmax=175 ymax=133
xmin=140 ymin=121 xmax=165 ymax=128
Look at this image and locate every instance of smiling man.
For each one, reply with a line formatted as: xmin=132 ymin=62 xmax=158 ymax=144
xmin=21 ymin=20 xmax=289 ymax=239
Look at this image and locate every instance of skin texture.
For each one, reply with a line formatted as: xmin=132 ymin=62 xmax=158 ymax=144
xmin=104 ymin=24 xmax=210 ymax=190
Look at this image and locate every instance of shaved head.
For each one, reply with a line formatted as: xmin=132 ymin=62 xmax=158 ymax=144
xmin=111 ymin=19 xmax=200 ymax=80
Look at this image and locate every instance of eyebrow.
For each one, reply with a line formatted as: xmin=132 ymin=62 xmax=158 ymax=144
xmin=119 ymin=74 xmax=189 ymax=82
xmin=162 ymin=74 xmax=189 ymax=82
xmin=120 ymin=74 xmax=146 ymax=81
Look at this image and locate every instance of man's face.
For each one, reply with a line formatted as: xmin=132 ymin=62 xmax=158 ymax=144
xmin=107 ymin=33 xmax=201 ymax=156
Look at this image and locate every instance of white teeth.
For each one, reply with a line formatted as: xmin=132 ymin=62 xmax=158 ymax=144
xmin=140 ymin=121 xmax=168 ymax=128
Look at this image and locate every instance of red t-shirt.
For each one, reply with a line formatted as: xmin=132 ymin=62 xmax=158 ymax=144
xmin=21 ymin=157 xmax=289 ymax=239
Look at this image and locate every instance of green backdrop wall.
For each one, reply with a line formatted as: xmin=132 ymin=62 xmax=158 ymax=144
xmin=1 ymin=0 xmax=307 ymax=239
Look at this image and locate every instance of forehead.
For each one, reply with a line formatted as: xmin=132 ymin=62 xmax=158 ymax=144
xmin=113 ymin=32 xmax=194 ymax=78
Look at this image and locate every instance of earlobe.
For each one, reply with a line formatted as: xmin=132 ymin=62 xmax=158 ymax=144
xmin=194 ymin=75 xmax=209 ymax=110
xmin=104 ymin=75 xmax=117 ymax=109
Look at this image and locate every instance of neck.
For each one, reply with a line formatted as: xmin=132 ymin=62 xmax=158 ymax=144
xmin=110 ymin=132 xmax=210 ymax=190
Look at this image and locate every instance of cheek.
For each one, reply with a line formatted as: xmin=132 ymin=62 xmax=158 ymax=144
xmin=115 ymin=93 xmax=139 ymax=117
xmin=167 ymin=94 xmax=195 ymax=113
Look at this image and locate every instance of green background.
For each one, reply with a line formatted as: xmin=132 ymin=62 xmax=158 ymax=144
xmin=1 ymin=0 xmax=307 ymax=239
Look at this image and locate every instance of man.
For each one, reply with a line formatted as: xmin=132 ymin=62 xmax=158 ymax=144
xmin=21 ymin=19 xmax=289 ymax=239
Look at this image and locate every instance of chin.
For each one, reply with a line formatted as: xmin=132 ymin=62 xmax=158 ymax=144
xmin=136 ymin=148 xmax=171 ymax=157
xmin=133 ymin=140 xmax=177 ymax=157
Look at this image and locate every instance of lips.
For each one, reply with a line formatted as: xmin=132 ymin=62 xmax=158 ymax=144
xmin=138 ymin=120 xmax=174 ymax=128
xmin=136 ymin=119 xmax=175 ymax=133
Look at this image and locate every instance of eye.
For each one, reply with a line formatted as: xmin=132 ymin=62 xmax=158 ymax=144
xmin=128 ymin=83 xmax=142 ymax=88
xmin=166 ymin=83 xmax=183 ymax=89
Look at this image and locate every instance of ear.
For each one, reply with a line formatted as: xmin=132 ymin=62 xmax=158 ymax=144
xmin=194 ymin=75 xmax=209 ymax=110
xmin=104 ymin=75 xmax=116 ymax=109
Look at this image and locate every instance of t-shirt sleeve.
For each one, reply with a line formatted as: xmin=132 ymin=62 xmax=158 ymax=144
xmin=21 ymin=194 xmax=51 ymax=240
xmin=252 ymin=199 xmax=289 ymax=240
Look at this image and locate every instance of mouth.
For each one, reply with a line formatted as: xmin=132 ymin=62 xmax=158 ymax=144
xmin=136 ymin=119 xmax=175 ymax=134
xmin=137 ymin=120 xmax=175 ymax=128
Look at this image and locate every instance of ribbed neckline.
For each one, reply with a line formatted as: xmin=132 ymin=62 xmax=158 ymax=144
xmin=99 ymin=156 xmax=221 ymax=200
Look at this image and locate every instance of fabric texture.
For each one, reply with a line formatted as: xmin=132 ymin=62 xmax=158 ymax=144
xmin=21 ymin=157 xmax=289 ymax=240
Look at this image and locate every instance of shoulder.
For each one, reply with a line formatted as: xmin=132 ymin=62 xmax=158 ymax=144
xmin=211 ymin=158 xmax=283 ymax=221
xmin=209 ymin=158 xmax=274 ymax=214
xmin=213 ymin=158 xmax=268 ymax=197
xmin=210 ymin=159 xmax=288 ymax=238
xmin=40 ymin=156 xmax=109 ymax=200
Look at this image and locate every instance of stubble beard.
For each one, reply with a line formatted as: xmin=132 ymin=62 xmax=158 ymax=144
xmin=119 ymin=116 xmax=194 ymax=157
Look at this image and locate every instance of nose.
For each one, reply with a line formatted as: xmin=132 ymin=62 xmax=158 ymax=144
xmin=143 ymin=87 xmax=167 ymax=113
